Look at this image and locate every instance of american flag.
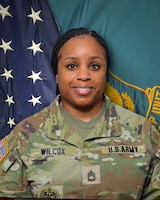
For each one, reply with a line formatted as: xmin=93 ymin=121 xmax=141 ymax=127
xmin=0 ymin=138 xmax=9 ymax=161
xmin=0 ymin=0 xmax=60 ymax=139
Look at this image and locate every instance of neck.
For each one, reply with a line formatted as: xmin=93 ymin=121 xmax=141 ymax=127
xmin=62 ymin=101 xmax=104 ymax=122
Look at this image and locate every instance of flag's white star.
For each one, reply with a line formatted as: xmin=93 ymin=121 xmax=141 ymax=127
xmin=7 ymin=117 xmax=15 ymax=128
xmin=27 ymin=7 xmax=43 ymax=24
xmin=5 ymin=94 xmax=15 ymax=106
xmin=0 ymin=4 xmax=12 ymax=21
xmin=27 ymin=70 xmax=42 ymax=84
xmin=1 ymin=68 xmax=14 ymax=81
xmin=0 ymin=39 xmax=14 ymax=54
xmin=27 ymin=40 xmax=43 ymax=56
xmin=28 ymin=95 xmax=42 ymax=107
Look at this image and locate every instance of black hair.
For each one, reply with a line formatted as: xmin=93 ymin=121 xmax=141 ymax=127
xmin=51 ymin=27 xmax=109 ymax=94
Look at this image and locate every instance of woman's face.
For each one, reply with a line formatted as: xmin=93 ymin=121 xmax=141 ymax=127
xmin=56 ymin=35 xmax=107 ymax=113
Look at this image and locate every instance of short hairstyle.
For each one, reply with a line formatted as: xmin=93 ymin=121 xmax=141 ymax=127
xmin=51 ymin=27 xmax=109 ymax=94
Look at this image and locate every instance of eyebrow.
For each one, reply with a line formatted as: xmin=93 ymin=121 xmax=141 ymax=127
xmin=90 ymin=56 xmax=104 ymax=61
xmin=63 ymin=56 xmax=104 ymax=61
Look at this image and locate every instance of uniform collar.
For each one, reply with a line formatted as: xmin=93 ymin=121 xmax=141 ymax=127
xmin=43 ymin=95 xmax=122 ymax=148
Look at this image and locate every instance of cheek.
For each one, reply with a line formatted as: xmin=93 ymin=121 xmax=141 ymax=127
xmin=58 ymin=69 xmax=76 ymax=83
xmin=57 ymin=71 xmax=66 ymax=82
xmin=58 ymin=76 xmax=66 ymax=87
xmin=94 ymin=73 xmax=106 ymax=87
xmin=57 ymin=73 xmax=71 ymax=90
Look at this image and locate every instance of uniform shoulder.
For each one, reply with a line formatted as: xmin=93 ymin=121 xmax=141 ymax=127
xmin=104 ymin=96 xmax=152 ymax=131
xmin=8 ymin=99 xmax=58 ymax=143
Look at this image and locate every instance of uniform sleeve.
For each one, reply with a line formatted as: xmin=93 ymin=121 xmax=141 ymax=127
xmin=0 ymin=133 xmax=32 ymax=198
xmin=141 ymin=125 xmax=160 ymax=200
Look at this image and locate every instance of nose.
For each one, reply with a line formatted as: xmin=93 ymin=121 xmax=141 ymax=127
xmin=77 ymin=66 xmax=91 ymax=81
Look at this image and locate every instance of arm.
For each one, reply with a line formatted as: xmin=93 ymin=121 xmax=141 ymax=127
xmin=0 ymin=134 xmax=32 ymax=198
xmin=141 ymin=125 xmax=160 ymax=200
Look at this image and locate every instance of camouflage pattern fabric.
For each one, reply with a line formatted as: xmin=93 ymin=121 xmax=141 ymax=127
xmin=0 ymin=95 xmax=160 ymax=199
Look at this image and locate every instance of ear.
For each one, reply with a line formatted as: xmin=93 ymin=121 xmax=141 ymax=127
xmin=56 ymin=74 xmax=58 ymax=83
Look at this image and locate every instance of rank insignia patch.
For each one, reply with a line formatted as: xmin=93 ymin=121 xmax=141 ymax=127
xmin=0 ymin=138 xmax=10 ymax=162
xmin=82 ymin=165 xmax=101 ymax=185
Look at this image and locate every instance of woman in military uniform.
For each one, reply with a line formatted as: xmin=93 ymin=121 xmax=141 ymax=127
xmin=0 ymin=28 xmax=160 ymax=199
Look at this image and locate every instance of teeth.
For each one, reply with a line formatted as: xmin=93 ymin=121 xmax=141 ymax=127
xmin=78 ymin=88 xmax=90 ymax=91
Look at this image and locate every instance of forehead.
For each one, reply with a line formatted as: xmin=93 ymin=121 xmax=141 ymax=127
xmin=58 ymin=35 xmax=106 ymax=56
xmin=65 ymin=35 xmax=100 ymax=46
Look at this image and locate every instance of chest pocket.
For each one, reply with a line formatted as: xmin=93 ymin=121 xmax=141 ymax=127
xmin=26 ymin=147 xmax=82 ymax=198
xmin=27 ymin=146 xmax=81 ymax=180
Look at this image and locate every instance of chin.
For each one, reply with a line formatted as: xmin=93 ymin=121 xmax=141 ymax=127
xmin=73 ymin=101 xmax=95 ymax=110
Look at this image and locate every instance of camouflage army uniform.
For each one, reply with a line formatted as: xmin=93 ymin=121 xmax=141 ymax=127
xmin=0 ymin=95 xmax=160 ymax=199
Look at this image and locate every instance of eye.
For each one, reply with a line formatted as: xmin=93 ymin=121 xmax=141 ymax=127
xmin=67 ymin=64 xmax=77 ymax=69
xmin=90 ymin=64 xmax=100 ymax=70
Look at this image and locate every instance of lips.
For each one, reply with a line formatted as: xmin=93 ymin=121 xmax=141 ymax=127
xmin=74 ymin=87 xmax=93 ymax=95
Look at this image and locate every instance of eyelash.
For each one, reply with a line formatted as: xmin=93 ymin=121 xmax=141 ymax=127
xmin=90 ymin=64 xmax=99 ymax=70
xmin=67 ymin=64 xmax=100 ymax=70
xmin=68 ymin=64 xmax=77 ymax=69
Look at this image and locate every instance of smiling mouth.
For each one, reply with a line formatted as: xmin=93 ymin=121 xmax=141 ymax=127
xmin=77 ymin=88 xmax=91 ymax=91
xmin=74 ymin=87 xmax=93 ymax=95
